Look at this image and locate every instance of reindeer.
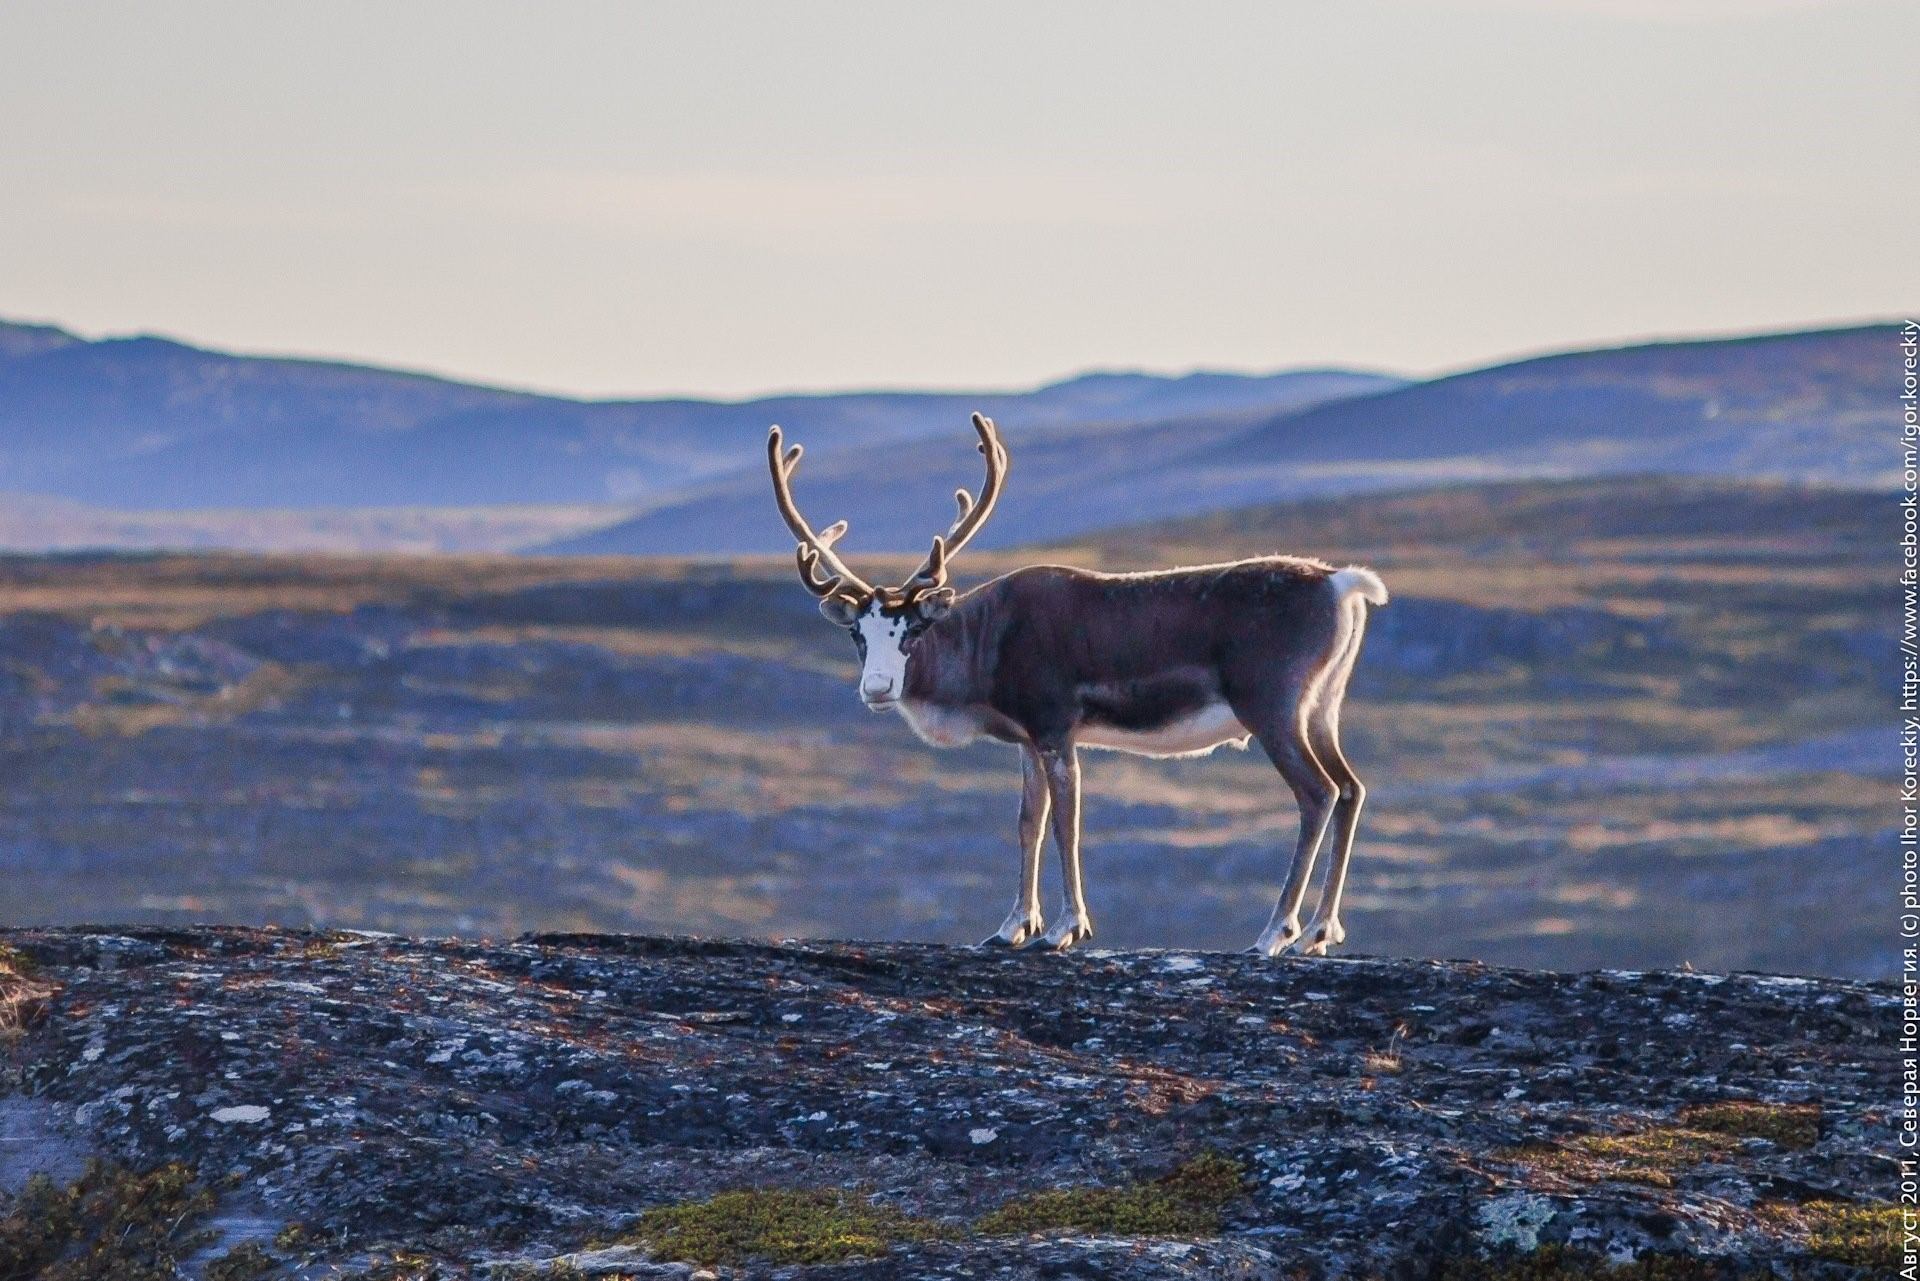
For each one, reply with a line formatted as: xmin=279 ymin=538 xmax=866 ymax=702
xmin=767 ymin=413 xmax=1388 ymax=956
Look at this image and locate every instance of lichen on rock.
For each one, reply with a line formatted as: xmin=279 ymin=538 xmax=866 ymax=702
xmin=0 ymin=926 xmax=1895 ymax=1279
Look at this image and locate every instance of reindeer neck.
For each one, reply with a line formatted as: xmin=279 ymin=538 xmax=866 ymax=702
xmin=903 ymin=589 xmax=1000 ymax=706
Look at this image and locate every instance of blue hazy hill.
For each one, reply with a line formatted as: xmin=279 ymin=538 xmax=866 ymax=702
xmin=0 ymin=319 xmax=1398 ymax=511
xmin=546 ymin=322 xmax=1903 ymax=556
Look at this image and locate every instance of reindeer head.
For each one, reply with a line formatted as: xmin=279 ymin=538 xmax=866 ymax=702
xmin=768 ymin=412 xmax=1008 ymax=708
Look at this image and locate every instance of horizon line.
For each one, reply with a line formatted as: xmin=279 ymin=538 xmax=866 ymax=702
xmin=2 ymin=311 xmax=1908 ymax=406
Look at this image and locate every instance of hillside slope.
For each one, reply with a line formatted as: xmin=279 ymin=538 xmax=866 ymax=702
xmin=1199 ymin=323 xmax=1898 ymax=481
xmin=541 ymin=403 xmax=1280 ymax=556
xmin=546 ymin=323 xmax=1901 ymax=556
xmin=0 ymin=927 xmax=1893 ymax=1279
xmin=1066 ymin=473 xmax=1884 ymax=564
xmin=0 ymin=318 xmax=1394 ymax=512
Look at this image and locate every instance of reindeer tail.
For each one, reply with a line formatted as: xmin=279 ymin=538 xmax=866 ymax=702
xmin=1329 ymin=566 xmax=1389 ymax=607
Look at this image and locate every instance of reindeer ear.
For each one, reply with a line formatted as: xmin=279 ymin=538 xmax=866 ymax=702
xmin=819 ymin=596 xmax=861 ymax=627
xmin=913 ymin=588 xmax=956 ymax=621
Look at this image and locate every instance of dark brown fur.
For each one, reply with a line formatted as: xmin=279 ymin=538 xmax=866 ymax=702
xmin=903 ymin=559 xmax=1343 ymax=750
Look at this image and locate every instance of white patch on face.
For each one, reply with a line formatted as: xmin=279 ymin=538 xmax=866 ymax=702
xmin=854 ymin=606 xmax=911 ymax=705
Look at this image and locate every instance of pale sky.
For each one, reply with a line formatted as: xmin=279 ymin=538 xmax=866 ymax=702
xmin=2 ymin=1 xmax=1914 ymax=398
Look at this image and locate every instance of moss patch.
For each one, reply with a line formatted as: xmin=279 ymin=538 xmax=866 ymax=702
xmin=1504 ymin=1102 xmax=1821 ymax=1192
xmin=1759 ymin=1200 xmax=1902 ymax=1270
xmin=0 ymin=944 xmax=54 ymax=1042
xmin=271 ymin=1219 xmax=327 ymax=1257
xmin=0 ymin=1160 xmax=218 ymax=1281
xmin=618 ymin=1153 xmax=1246 ymax=1264
xmin=334 ymin=1250 xmax=447 ymax=1280
xmin=205 ymin=1242 xmax=282 ymax=1281
xmin=975 ymin=1151 xmax=1245 ymax=1238
xmin=1503 ymin=1122 xmax=1746 ymax=1189
xmin=1677 ymin=1100 xmax=1819 ymax=1149
xmin=1436 ymin=1245 xmax=1742 ymax=1281
xmin=619 ymin=1186 xmax=945 ymax=1265
xmin=1803 ymin=1201 xmax=1902 ymax=1269
xmin=1441 ymin=1203 xmax=1902 ymax=1279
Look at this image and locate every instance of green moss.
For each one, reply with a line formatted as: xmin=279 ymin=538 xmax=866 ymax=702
xmin=205 ymin=1242 xmax=281 ymax=1281
xmin=614 ymin=1154 xmax=1244 ymax=1264
xmin=1804 ymin=1201 xmax=1902 ymax=1269
xmin=272 ymin=1221 xmax=311 ymax=1253
xmin=1502 ymin=1123 xmax=1744 ymax=1189
xmin=1438 ymin=1203 xmax=1901 ymax=1281
xmin=293 ymin=938 xmax=343 ymax=962
xmin=975 ymin=1151 xmax=1245 ymax=1238
xmin=620 ymin=1186 xmax=945 ymax=1265
xmin=1503 ymin=1104 xmax=1821 ymax=1192
xmin=1677 ymin=1100 xmax=1819 ymax=1150
xmin=1758 ymin=1199 xmax=1902 ymax=1270
xmin=1447 ymin=1197 xmax=1897 ymax=1278
xmin=0 ymin=1160 xmax=216 ymax=1281
xmin=0 ymin=944 xmax=53 ymax=1042
xmin=1436 ymin=1245 xmax=1739 ymax=1281
xmin=0 ymin=944 xmax=35 ymax=978
xmin=334 ymin=1250 xmax=448 ymax=1280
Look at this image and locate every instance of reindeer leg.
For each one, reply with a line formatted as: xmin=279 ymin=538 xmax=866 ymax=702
xmin=1240 ymin=691 xmax=1338 ymax=958
xmin=1300 ymin=600 xmax=1368 ymax=956
xmin=1026 ymin=743 xmax=1092 ymax=951
xmin=983 ymin=747 xmax=1050 ymax=946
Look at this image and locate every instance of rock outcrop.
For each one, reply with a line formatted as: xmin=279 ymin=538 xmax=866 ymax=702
xmin=0 ymin=928 xmax=1896 ymax=1279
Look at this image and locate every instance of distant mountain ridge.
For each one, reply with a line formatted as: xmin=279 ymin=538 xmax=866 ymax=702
xmin=1204 ymin=323 xmax=1895 ymax=480
xmin=548 ymin=322 xmax=1904 ymax=557
xmin=0 ymin=318 xmax=1398 ymax=512
xmin=0 ymin=316 xmax=1901 ymax=556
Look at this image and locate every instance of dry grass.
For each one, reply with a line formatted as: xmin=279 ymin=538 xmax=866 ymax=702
xmin=617 ymin=1187 xmax=946 ymax=1265
xmin=0 ymin=476 xmax=1891 ymax=973
xmin=0 ymin=1160 xmax=220 ymax=1280
xmin=1502 ymin=1104 xmax=1819 ymax=1191
xmin=1503 ymin=1127 xmax=1741 ymax=1190
xmin=408 ymin=623 xmax=829 ymax=665
xmin=55 ymin=663 xmax=308 ymax=737
xmin=1757 ymin=1200 xmax=1902 ymax=1269
xmin=0 ymin=943 xmax=55 ymax=1042
xmin=975 ymin=1152 xmax=1245 ymax=1238
xmin=1678 ymin=1101 xmax=1819 ymax=1149
xmin=0 ymin=552 xmax=750 ymax=629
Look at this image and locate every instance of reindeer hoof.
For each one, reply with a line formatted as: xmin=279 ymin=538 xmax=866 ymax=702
xmin=1299 ymin=918 xmax=1347 ymax=957
xmin=1025 ymin=918 xmax=1092 ymax=952
xmin=981 ymin=915 xmax=1044 ymax=948
xmin=1251 ymin=921 xmax=1305 ymax=958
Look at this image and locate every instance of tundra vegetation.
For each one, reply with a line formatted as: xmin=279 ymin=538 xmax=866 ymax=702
xmin=0 ymin=473 xmax=1890 ymax=977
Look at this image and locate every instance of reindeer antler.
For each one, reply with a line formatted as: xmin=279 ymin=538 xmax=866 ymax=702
xmin=768 ymin=426 xmax=873 ymax=600
xmin=901 ymin=413 xmax=1007 ymax=601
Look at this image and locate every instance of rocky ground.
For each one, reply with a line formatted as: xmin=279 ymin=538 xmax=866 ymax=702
xmin=0 ymin=927 xmax=1899 ymax=1279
